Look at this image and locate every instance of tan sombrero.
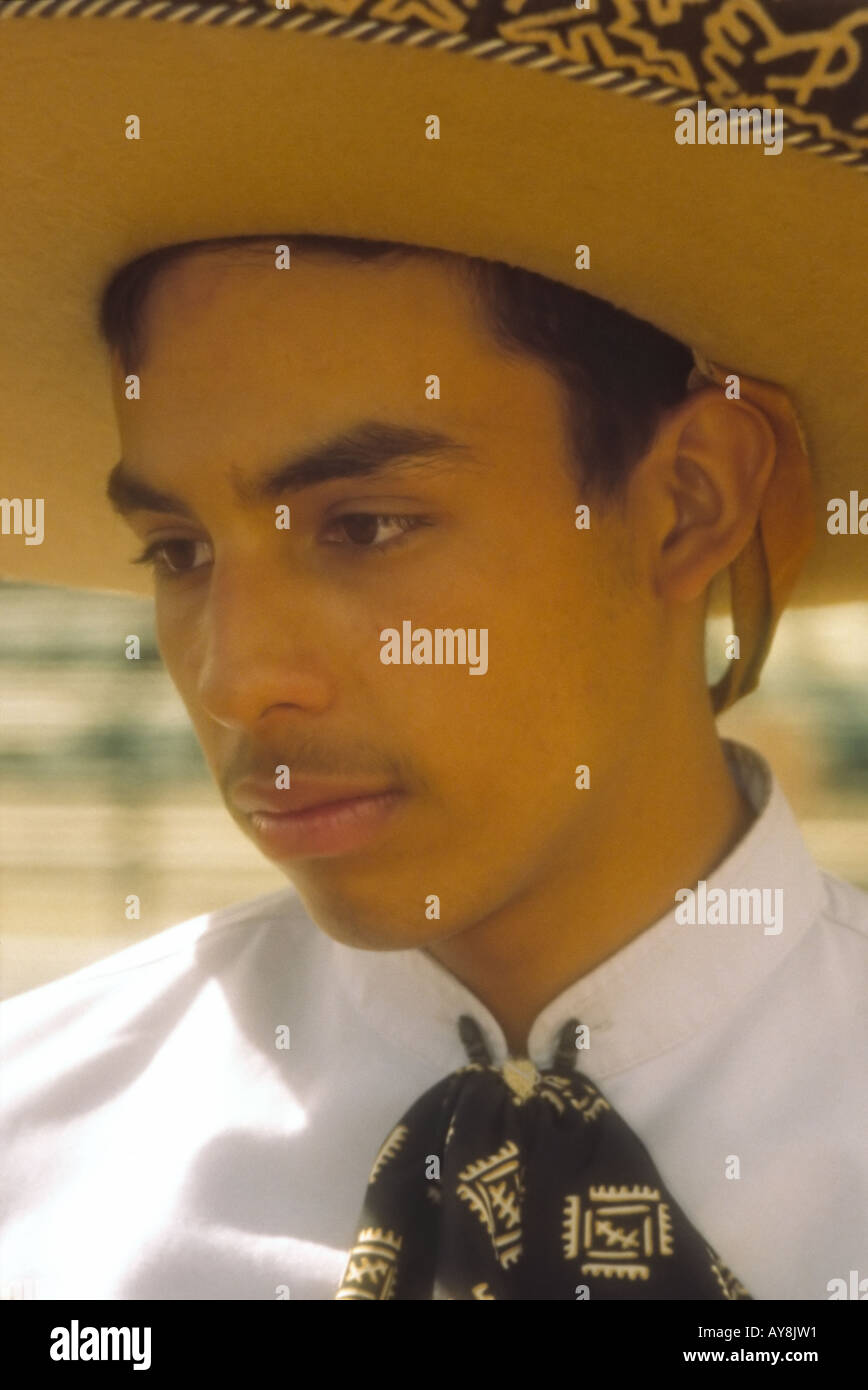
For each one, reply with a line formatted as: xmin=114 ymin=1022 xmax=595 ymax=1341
xmin=1 ymin=1 xmax=866 ymax=708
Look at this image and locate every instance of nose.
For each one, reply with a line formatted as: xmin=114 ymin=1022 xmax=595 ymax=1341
xmin=192 ymin=552 xmax=335 ymax=731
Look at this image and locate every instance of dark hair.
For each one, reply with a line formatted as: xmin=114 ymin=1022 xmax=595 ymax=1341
xmin=98 ymin=234 xmax=694 ymax=502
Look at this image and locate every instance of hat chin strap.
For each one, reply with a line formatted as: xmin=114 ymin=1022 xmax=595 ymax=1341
xmin=686 ymin=353 xmax=816 ymax=715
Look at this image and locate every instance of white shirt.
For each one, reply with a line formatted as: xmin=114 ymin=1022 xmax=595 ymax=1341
xmin=1 ymin=740 xmax=866 ymax=1301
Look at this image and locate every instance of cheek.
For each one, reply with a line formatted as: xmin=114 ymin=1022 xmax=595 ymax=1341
xmin=473 ymin=569 xmax=641 ymax=771
xmin=155 ymin=606 xmax=190 ymax=688
xmin=394 ymin=611 xmax=590 ymax=795
xmin=154 ymin=605 xmax=210 ymax=733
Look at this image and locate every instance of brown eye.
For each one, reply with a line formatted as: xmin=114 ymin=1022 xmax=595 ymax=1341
xmin=340 ymin=514 xmax=383 ymax=546
xmin=132 ymin=538 xmax=212 ymax=576
xmin=159 ymin=539 xmax=203 ymax=573
xmin=324 ymin=513 xmax=426 ymax=550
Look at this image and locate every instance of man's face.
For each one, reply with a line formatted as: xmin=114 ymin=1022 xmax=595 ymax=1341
xmin=111 ymin=250 xmax=658 ymax=949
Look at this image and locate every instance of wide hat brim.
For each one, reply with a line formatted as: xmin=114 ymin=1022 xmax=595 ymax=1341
xmin=1 ymin=6 xmax=866 ymax=603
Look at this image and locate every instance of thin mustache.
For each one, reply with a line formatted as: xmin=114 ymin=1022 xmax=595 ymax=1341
xmin=220 ymin=745 xmax=415 ymax=797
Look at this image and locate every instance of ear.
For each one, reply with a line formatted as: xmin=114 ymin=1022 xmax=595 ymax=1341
xmin=630 ymin=386 xmax=777 ymax=606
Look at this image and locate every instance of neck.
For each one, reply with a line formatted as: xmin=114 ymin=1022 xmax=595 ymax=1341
xmin=425 ymin=721 xmax=756 ymax=1056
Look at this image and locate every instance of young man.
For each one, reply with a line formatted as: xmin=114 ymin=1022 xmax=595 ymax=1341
xmin=0 ymin=3 xmax=866 ymax=1303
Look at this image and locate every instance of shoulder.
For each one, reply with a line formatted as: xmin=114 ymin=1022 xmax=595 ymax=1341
xmin=816 ymin=869 xmax=868 ymax=943
xmin=787 ymin=868 xmax=868 ymax=1027
xmin=0 ymin=887 xmax=315 ymax=1065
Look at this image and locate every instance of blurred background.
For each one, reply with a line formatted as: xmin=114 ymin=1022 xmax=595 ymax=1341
xmin=1 ymin=578 xmax=867 ymax=999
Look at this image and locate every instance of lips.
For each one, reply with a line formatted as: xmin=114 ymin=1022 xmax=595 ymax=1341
xmin=229 ymin=776 xmax=406 ymax=859
xmin=231 ymin=776 xmax=399 ymax=817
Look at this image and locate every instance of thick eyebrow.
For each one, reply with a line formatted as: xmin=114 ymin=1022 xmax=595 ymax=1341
xmin=106 ymin=419 xmax=474 ymax=517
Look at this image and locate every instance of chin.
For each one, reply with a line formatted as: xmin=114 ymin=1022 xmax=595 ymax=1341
xmin=290 ymin=881 xmax=453 ymax=952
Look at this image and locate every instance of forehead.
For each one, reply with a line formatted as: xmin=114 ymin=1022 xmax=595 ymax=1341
xmin=134 ymin=250 xmax=498 ymax=396
xmin=116 ymin=250 xmax=569 ymax=465
xmin=140 ymin=247 xmax=492 ymax=352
